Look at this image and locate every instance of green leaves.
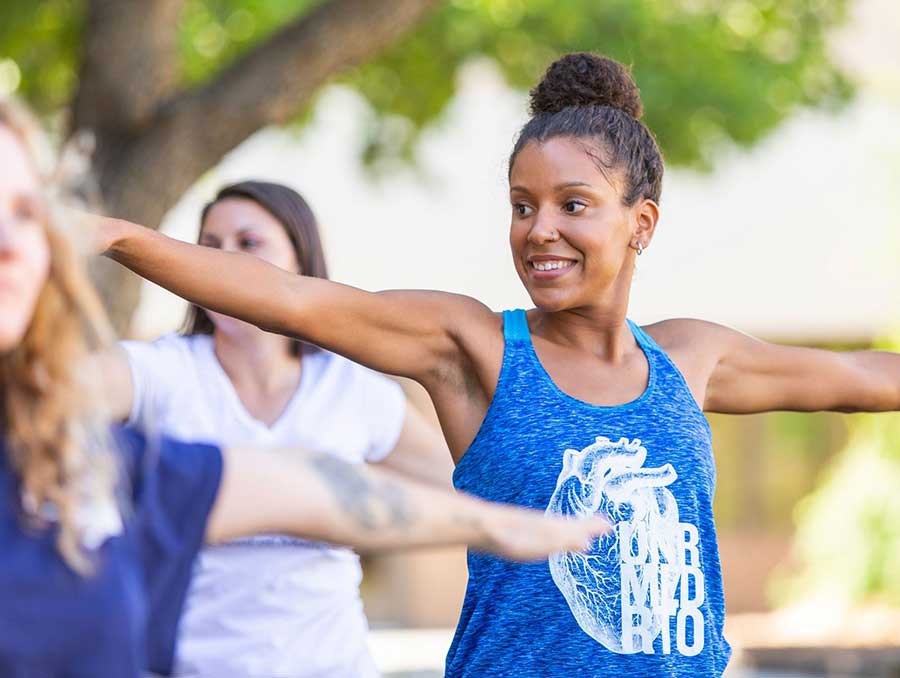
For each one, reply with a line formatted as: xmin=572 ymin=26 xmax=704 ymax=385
xmin=0 ymin=0 xmax=84 ymax=112
xmin=0 ymin=0 xmax=853 ymax=168
xmin=350 ymin=0 xmax=853 ymax=168
xmin=177 ymin=0 xmax=321 ymax=85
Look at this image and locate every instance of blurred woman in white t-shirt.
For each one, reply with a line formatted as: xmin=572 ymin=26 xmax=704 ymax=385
xmin=96 ymin=181 xmax=454 ymax=677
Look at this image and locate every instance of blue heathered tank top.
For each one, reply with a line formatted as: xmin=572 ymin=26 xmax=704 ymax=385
xmin=448 ymin=309 xmax=731 ymax=677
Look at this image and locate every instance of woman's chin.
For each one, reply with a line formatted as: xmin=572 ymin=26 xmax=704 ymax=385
xmin=209 ymin=313 xmax=260 ymax=337
xmin=526 ymin=287 xmax=579 ymax=313
xmin=0 ymin=322 xmax=27 ymax=353
xmin=0 ymin=300 xmax=33 ymax=353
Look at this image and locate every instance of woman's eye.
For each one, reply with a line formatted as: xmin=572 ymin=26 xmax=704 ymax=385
xmin=12 ymin=198 xmax=41 ymax=225
xmin=13 ymin=206 xmax=34 ymax=222
xmin=514 ymin=203 xmax=534 ymax=217
xmin=240 ymin=238 xmax=260 ymax=249
xmin=563 ymin=201 xmax=586 ymax=214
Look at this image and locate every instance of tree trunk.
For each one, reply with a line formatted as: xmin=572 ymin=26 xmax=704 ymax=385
xmin=73 ymin=0 xmax=443 ymax=333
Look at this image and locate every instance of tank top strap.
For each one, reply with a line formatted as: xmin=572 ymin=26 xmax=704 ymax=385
xmin=502 ymin=309 xmax=531 ymax=343
xmin=627 ymin=318 xmax=671 ymax=378
xmin=627 ymin=318 xmax=704 ymax=412
xmin=627 ymin=318 xmax=660 ymax=354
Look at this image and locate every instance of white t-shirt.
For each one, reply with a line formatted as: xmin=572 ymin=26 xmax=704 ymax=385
xmin=121 ymin=333 xmax=406 ymax=678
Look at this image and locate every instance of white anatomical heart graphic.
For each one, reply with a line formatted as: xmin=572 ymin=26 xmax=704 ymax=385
xmin=547 ymin=437 xmax=705 ymax=656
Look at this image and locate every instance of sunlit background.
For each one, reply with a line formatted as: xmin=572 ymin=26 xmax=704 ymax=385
xmin=3 ymin=0 xmax=899 ymax=675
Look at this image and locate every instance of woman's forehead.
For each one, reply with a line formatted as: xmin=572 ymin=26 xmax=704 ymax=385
xmin=0 ymin=126 xmax=40 ymax=195
xmin=510 ymin=137 xmax=618 ymax=192
xmin=203 ymin=197 xmax=283 ymax=232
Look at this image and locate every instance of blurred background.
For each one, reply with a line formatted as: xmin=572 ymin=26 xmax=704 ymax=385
xmin=3 ymin=0 xmax=898 ymax=675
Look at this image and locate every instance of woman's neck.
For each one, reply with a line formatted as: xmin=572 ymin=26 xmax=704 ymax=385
xmin=212 ymin=328 xmax=301 ymax=395
xmin=531 ymin=275 xmax=637 ymax=362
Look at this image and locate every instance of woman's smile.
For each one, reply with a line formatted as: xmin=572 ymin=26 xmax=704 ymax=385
xmin=527 ymin=255 xmax=579 ymax=281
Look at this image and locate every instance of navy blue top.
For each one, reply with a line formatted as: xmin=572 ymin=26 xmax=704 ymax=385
xmin=448 ymin=310 xmax=731 ymax=677
xmin=0 ymin=427 xmax=222 ymax=677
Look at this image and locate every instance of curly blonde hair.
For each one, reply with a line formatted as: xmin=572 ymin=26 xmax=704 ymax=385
xmin=0 ymin=97 xmax=117 ymax=574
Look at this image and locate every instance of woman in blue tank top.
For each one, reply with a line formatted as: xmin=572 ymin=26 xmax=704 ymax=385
xmin=446 ymin=309 xmax=727 ymax=675
xmin=98 ymin=53 xmax=900 ymax=678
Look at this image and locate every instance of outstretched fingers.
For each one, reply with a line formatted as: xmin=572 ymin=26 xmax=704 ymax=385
xmin=483 ymin=509 xmax=612 ymax=562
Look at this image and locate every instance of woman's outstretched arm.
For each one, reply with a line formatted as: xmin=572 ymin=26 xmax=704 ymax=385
xmin=98 ymin=217 xmax=496 ymax=382
xmin=653 ymin=319 xmax=900 ymax=414
xmin=206 ymin=446 xmax=610 ymax=561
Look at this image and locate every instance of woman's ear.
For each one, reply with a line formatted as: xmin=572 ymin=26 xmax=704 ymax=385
xmin=633 ymin=198 xmax=659 ymax=248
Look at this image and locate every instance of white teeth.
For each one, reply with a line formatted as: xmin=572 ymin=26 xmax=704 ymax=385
xmin=532 ymin=260 xmax=572 ymax=271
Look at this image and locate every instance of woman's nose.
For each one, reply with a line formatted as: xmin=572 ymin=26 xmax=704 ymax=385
xmin=528 ymin=212 xmax=560 ymax=244
xmin=0 ymin=217 xmax=16 ymax=256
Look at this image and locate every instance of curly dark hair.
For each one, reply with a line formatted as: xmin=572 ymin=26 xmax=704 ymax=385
xmin=510 ymin=53 xmax=664 ymax=206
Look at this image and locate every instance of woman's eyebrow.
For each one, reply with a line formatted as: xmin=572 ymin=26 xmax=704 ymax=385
xmin=554 ymin=181 xmax=594 ymax=191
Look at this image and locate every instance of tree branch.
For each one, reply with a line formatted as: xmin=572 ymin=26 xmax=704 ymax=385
xmin=71 ymin=0 xmax=185 ymax=136
xmin=196 ymin=0 xmax=445 ymax=129
xmin=82 ymin=0 xmax=442 ymax=333
xmin=100 ymin=0 xmax=443 ymax=222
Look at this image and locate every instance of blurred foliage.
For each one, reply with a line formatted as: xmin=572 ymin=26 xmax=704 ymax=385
xmin=0 ymin=0 xmax=84 ymax=113
xmin=351 ymin=0 xmax=854 ymax=167
xmin=0 ymin=0 xmax=852 ymax=168
xmin=773 ymin=332 xmax=900 ymax=607
xmin=709 ymin=409 xmax=848 ymax=531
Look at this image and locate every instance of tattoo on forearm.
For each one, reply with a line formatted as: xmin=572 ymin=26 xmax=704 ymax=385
xmin=309 ymin=454 xmax=413 ymax=531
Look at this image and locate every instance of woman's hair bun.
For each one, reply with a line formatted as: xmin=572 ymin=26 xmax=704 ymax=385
xmin=529 ymin=52 xmax=643 ymax=120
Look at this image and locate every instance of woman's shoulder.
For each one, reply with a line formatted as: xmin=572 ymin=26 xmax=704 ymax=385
xmin=640 ymin=318 xmax=740 ymax=404
xmin=640 ymin=318 xmax=734 ymax=369
xmin=120 ymin=331 xmax=208 ymax=358
xmin=641 ymin=317 xmax=732 ymax=353
xmin=307 ymin=352 xmax=407 ymax=424
xmin=119 ymin=332 xmax=213 ymax=378
xmin=313 ymin=348 xmax=397 ymax=389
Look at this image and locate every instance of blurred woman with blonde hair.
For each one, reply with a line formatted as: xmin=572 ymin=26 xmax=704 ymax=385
xmin=0 ymin=96 xmax=608 ymax=678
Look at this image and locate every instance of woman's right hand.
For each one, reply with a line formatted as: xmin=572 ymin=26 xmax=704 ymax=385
xmin=476 ymin=504 xmax=611 ymax=562
xmin=91 ymin=215 xmax=132 ymax=255
xmin=61 ymin=208 xmax=131 ymax=255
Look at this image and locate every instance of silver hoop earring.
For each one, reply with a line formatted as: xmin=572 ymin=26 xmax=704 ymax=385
xmin=636 ymin=242 xmax=644 ymax=256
